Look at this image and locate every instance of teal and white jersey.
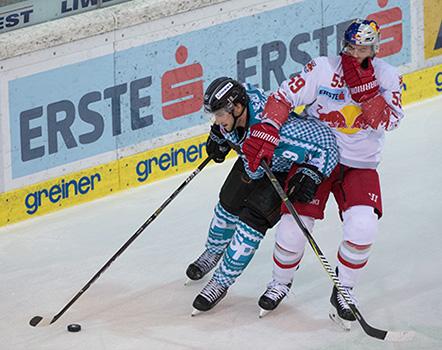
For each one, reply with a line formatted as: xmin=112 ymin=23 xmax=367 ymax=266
xmin=220 ymin=83 xmax=339 ymax=180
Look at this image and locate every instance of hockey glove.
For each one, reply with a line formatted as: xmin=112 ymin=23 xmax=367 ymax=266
xmin=358 ymin=94 xmax=392 ymax=130
xmin=242 ymin=122 xmax=280 ymax=172
xmin=206 ymin=124 xmax=231 ymax=163
xmin=341 ymin=54 xmax=379 ymax=103
xmin=287 ymin=165 xmax=324 ymax=203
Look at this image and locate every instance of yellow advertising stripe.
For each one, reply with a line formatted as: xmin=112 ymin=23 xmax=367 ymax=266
xmin=119 ymin=134 xmax=209 ymax=189
xmin=0 ymin=134 xmax=211 ymax=227
xmin=0 ymin=162 xmax=119 ymax=227
xmin=402 ymin=63 xmax=442 ymax=105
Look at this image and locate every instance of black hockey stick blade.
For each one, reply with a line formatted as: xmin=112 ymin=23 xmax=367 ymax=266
xmin=352 ymin=305 xmax=415 ymax=341
xmin=29 ymin=315 xmax=52 ymax=327
xmin=29 ymin=316 xmax=42 ymax=327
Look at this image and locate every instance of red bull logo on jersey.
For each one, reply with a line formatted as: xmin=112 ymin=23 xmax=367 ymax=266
xmin=317 ymin=104 xmax=363 ymax=135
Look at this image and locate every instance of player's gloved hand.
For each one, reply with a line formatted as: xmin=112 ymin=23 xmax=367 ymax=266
xmin=341 ymin=54 xmax=379 ymax=103
xmin=206 ymin=124 xmax=231 ymax=163
xmin=359 ymin=94 xmax=392 ymax=129
xmin=353 ymin=112 xmax=369 ymax=129
xmin=287 ymin=165 xmax=324 ymax=203
xmin=242 ymin=122 xmax=279 ymax=172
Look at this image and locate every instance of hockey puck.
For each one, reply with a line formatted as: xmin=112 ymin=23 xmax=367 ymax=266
xmin=67 ymin=324 xmax=81 ymax=332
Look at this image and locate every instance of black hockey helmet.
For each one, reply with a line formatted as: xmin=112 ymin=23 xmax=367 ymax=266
xmin=203 ymin=77 xmax=247 ymax=114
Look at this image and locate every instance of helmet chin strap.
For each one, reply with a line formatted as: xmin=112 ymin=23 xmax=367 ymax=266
xmin=231 ymin=104 xmax=247 ymax=130
xmin=229 ymin=104 xmax=248 ymax=142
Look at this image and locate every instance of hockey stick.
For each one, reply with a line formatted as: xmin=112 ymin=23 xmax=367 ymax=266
xmin=29 ymin=156 xmax=212 ymax=328
xmin=260 ymin=161 xmax=414 ymax=342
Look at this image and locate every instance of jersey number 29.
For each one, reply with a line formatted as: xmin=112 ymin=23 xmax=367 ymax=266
xmin=288 ymin=75 xmax=306 ymax=94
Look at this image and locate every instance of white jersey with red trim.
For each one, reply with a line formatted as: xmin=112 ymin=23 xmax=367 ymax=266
xmin=272 ymin=56 xmax=403 ymax=169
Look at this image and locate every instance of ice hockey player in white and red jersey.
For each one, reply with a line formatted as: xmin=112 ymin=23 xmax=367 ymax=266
xmin=241 ymin=19 xmax=404 ymax=330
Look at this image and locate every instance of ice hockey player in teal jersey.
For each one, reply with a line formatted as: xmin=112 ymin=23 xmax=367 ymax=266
xmin=187 ymin=76 xmax=339 ymax=315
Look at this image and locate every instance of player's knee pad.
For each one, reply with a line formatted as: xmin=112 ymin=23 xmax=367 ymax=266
xmin=275 ymin=214 xmax=313 ymax=252
xmin=342 ymin=205 xmax=378 ymax=244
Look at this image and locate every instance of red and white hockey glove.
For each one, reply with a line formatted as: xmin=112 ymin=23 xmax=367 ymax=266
xmin=242 ymin=123 xmax=279 ymax=172
xmin=341 ymin=54 xmax=379 ymax=103
xmin=357 ymin=94 xmax=392 ymax=130
xmin=262 ymin=93 xmax=292 ymax=128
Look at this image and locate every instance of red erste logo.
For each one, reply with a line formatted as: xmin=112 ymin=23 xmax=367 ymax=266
xmin=161 ymin=45 xmax=204 ymax=120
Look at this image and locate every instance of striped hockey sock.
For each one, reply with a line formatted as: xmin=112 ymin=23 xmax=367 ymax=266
xmin=206 ymin=203 xmax=238 ymax=255
xmin=272 ymin=243 xmax=304 ymax=284
xmin=337 ymin=240 xmax=372 ymax=287
xmin=213 ymin=220 xmax=264 ymax=288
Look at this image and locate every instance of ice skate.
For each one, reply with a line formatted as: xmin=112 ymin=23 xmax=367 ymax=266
xmin=191 ymin=277 xmax=228 ymax=315
xmin=258 ymin=280 xmax=292 ymax=318
xmin=185 ymin=249 xmax=222 ymax=285
xmin=329 ymin=285 xmax=358 ymax=331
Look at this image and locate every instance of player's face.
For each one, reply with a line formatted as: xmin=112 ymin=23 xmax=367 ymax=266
xmin=345 ymin=43 xmax=373 ymax=64
xmin=213 ymin=109 xmax=235 ymax=132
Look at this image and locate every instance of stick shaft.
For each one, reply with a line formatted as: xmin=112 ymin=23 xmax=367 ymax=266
xmin=48 ymin=157 xmax=212 ymax=324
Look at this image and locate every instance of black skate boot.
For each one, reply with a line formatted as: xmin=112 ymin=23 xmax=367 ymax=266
xmin=191 ymin=277 xmax=228 ymax=315
xmin=329 ymin=284 xmax=357 ymax=331
xmin=258 ymin=280 xmax=292 ymax=318
xmin=186 ymin=249 xmax=222 ymax=281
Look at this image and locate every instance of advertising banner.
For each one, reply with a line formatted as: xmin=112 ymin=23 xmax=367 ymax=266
xmin=0 ymin=0 xmax=129 ymax=33
xmin=0 ymin=0 xmax=412 ymax=226
xmin=6 ymin=0 xmax=411 ymax=180
xmin=402 ymin=64 xmax=442 ymax=104
xmin=0 ymin=134 xmax=211 ymax=226
xmin=423 ymin=0 xmax=442 ymax=59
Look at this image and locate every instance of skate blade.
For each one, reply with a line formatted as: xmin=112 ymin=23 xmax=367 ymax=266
xmin=184 ymin=277 xmax=204 ymax=286
xmin=259 ymin=308 xmax=271 ymax=318
xmin=329 ymin=308 xmax=352 ymax=331
xmin=191 ymin=308 xmax=202 ymax=317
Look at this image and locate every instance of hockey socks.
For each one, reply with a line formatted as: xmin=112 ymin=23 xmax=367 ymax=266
xmin=212 ymin=220 xmax=263 ymax=288
xmin=192 ymin=221 xmax=263 ymax=313
xmin=206 ymin=203 xmax=238 ymax=255
xmin=187 ymin=203 xmax=237 ymax=281
xmin=272 ymin=243 xmax=304 ymax=284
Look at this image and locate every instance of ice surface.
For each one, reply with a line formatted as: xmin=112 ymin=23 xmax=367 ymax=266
xmin=1 ymin=98 xmax=441 ymax=350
